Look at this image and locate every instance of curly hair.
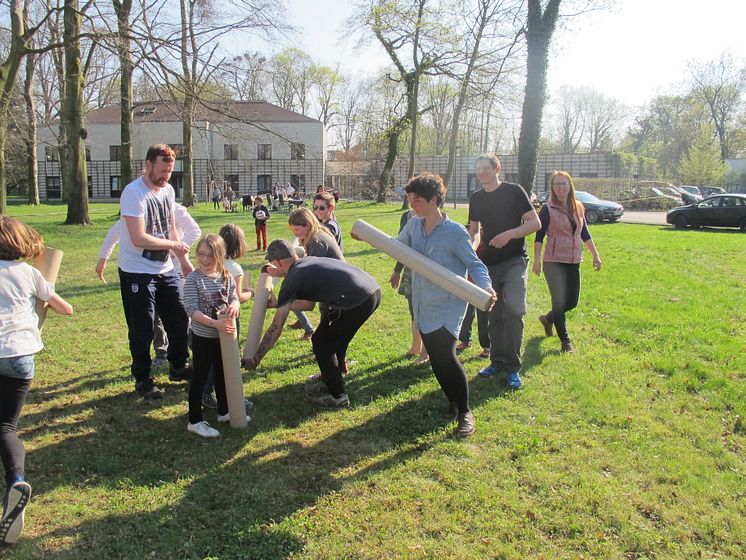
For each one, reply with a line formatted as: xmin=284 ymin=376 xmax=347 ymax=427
xmin=404 ymin=172 xmax=447 ymax=207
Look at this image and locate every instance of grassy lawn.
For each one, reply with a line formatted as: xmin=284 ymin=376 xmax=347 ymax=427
xmin=3 ymin=201 xmax=745 ymax=560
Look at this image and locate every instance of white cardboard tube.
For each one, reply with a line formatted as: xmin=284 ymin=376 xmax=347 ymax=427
xmin=352 ymin=219 xmax=493 ymax=312
xmin=217 ymin=310 xmax=247 ymax=428
xmin=243 ymin=270 xmax=274 ymax=361
xmin=32 ymin=247 xmax=64 ymax=330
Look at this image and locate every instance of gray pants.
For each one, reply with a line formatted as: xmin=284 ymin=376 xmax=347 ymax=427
xmin=487 ymin=256 xmax=528 ymax=373
xmin=153 ymin=313 xmax=168 ymax=358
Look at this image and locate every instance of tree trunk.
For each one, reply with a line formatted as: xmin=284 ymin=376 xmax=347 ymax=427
xmin=63 ymin=0 xmax=90 ymax=225
xmin=114 ymin=0 xmax=134 ymax=188
xmin=406 ymin=69 xmax=421 ymax=180
xmin=517 ymin=0 xmax=560 ymax=195
xmin=181 ymin=108 xmax=195 ymax=206
xmin=24 ymin=51 xmax=39 ymax=205
xmin=0 ymin=0 xmax=29 ymax=214
xmin=378 ymin=115 xmax=409 ymax=203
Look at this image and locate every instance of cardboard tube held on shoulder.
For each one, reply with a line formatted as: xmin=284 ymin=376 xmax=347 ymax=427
xmin=352 ymin=219 xmax=493 ymax=312
xmin=243 ymin=268 xmax=274 ymax=361
xmin=32 ymin=247 xmax=64 ymax=330
xmin=217 ymin=310 xmax=247 ymax=428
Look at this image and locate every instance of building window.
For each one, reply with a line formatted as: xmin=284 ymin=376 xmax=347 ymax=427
xmin=110 ymin=145 xmax=121 ymax=161
xmin=110 ymin=176 xmax=121 ymax=198
xmin=257 ymin=174 xmax=272 ymax=192
xmin=258 ymin=143 xmax=272 ymax=160
xmin=224 ymin=144 xmax=238 ymax=160
xmin=224 ymin=174 xmax=239 ymax=192
xmin=46 ymin=146 xmax=60 ymax=162
xmin=291 ymin=143 xmax=305 ymax=160
xmin=87 ymin=175 xmax=92 ymax=198
xmin=291 ymin=174 xmax=306 ymax=195
xmin=46 ymin=176 xmax=61 ymax=199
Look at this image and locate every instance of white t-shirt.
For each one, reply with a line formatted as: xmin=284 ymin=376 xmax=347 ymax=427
xmin=0 ymin=260 xmax=55 ymax=358
xmin=225 ymin=259 xmax=243 ymax=282
xmin=118 ymin=177 xmax=176 ymax=274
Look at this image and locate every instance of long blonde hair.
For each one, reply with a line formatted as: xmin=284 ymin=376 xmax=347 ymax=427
xmin=549 ymin=170 xmax=584 ymax=220
xmin=288 ymin=207 xmax=325 ymax=250
xmin=196 ymin=234 xmax=230 ymax=280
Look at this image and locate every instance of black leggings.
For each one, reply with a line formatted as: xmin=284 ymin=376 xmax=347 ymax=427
xmin=0 ymin=375 xmax=32 ymax=487
xmin=189 ymin=334 xmax=228 ymax=424
xmin=543 ymin=262 xmax=581 ymax=342
xmin=420 ymin=327 xmax=470 ymax=414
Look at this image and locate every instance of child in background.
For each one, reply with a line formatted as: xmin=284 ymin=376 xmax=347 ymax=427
xmin=252 ymin=196 xmax=270 ymax=251
xmin=183 ymin=234 xmax=246 ymax=438
xmin=0 ymin=217 xmax=73 ymax=544
xmin=201 ymin=224 xmax=255 ymax=410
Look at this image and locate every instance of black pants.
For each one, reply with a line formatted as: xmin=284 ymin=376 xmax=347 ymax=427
xmin=421 ymin=327 xmax=470 ymax=414
xmin=0 ymin=375 xmax=32 ymax=487
xmin=459 ymin=304 xmax=490 ymax=348
xmin=119 ymin=269 xmax=190 ymax=382
xmin=313 ymin=290 xmax=381 ymax=398
xmin=543 ymin=262 xmax=581 ymax=342
xmin=189 ymin=334 xmax=228 ymax=424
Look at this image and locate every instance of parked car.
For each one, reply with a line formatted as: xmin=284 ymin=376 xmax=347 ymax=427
xmin=676 ymin=186 xmax=703 ymax=205
xmin=699 ymin=186 xmax=727 ymax=197
xmin=622 ymin=183 xmax=682 ymax=211
xmin=575 ymin=191 xmax=624 ymax=223
xmin=666 ymin=194 xmax=746 ymax=230
xmin=533 ymin=190 xmax=550 ymax=210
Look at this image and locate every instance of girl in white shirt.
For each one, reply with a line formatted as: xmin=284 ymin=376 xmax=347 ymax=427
xmin=0 ymin=217 xmax=73 ymax=544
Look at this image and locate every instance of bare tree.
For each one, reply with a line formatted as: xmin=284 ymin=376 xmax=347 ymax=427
xmin=551 ymin=85 xmax=585 ymax=153
xmin=583 ymin=89 xmax=623 ymax=152
xmin=311 ymin=64 xmax=343 ymax=129
xmin=334 ymin=77 xmax=366 ymax=152
xmin=689 ymin=51 xmax=746 ymax=160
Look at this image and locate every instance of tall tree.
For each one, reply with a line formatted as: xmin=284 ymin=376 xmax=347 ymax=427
xmin=112 ymin=0 xmax=134 ymax=188
xmin=23 ymin=16 xmax=39 ymax=206
xmin=516 ymin=0 xmax=560 ymax=194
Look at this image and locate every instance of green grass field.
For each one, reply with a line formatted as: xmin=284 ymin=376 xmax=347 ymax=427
xmin=3 ymin=201 xmax=745 ymax=559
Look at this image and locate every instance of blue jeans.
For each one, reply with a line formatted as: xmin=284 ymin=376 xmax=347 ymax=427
xmin=487 ymin=256 xmax=528 ymax=373
xmin=293 ymin=311 xmax=314 ymax=334
xmin=118 ymin=269 xmax=190 ymax=383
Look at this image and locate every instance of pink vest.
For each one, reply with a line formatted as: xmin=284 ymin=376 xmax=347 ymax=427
xmin=542 ymin=202 xmax=585 ymax=264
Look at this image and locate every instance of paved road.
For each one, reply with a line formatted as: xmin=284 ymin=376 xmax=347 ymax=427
xmin=620 ymin=211 xmax=668 ymax=226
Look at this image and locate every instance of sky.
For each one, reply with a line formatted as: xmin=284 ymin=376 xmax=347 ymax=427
xmin=277 ymin=0 xmax=746 ymax=108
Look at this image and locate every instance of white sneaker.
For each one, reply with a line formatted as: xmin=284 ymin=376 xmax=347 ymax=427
xmin=217 ymin=413 xmax=252 ymax=424
xmin=187 ymin=421 xmax=220 ymax=438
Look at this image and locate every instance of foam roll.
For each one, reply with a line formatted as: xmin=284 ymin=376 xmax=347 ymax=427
xmin=217 ymin=310 xmax=247 ymax=428
xmin=243 ymin=270 xmax=274 ymax=361
xmin=351 ymin=219 xmax=493 ymax=312
xmin=32 ymin=247 xmax=64 ymax=330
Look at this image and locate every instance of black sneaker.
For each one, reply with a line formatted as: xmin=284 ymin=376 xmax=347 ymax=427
xmin=1 ymin=481 xmax=31 ymax=544
xmin=136 ymin=378 xmax=164 ymax=400
xmin=168 ymin=363 xmax=193 ymax=382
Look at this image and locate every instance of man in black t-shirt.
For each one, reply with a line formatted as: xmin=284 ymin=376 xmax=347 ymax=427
xmin=468 ymin=154 xmax=541 ymax=389
xmin=242 ymin=240 xmax=381 ymax=408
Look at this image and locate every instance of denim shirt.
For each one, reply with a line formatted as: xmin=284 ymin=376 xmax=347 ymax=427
xmin=397 ymin=215 xmax=492 ymax=337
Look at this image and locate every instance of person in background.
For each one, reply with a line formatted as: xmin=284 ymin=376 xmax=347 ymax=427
xmin=533 ymin=170 xmax=602 ymax=353
xmin=252 ymin=196 xmax=270 ymax=251
xmin=0 ymin=217 xmax=74 ymax=544
xmin=313 ymin=191 xmax=342 ymax=249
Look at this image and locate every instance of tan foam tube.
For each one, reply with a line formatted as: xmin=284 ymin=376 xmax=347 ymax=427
xmin=217 ymin=310 xmax=247 ymax=428
xmin=243 ymin=269 xmax=274 ymax=361
xmin=32 ymin=247 xmax=64 ymax=330
xmin=352 ymin=219 xmax=493 ymax=312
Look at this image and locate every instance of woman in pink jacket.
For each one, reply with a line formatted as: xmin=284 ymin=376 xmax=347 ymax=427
xmin=532 ymin=171 xmax=602 ymax=353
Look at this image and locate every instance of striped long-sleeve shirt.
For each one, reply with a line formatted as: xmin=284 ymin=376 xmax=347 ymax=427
xmin=183 ymin=269 xmax=237 ymax=338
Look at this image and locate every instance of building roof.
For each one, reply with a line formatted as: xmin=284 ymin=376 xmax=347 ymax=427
xmin=85 ymin=101 xmax=320 ymax=125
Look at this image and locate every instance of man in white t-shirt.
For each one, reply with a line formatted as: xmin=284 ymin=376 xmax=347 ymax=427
xmin=118 ymin=144 xmax=194 ymax=399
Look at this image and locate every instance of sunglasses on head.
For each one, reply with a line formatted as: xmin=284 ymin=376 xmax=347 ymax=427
xmin=313 ymin=205 xmax=327 ymax=211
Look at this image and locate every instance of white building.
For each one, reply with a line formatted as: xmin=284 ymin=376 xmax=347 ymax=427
xmin=37 ymin=101 xmax=326 ymax=201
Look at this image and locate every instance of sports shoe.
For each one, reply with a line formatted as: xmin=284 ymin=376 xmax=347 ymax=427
xmin=187 ymin=420 xmax=220 ymax=438
xmin=561 ymin=339 xmax=574 ymax=353
xmin=539 ymin=314 xmax=553 ymax=337
xmin=507 ymin=371 xmax=522 ymax=389
xmin=288 ymin=320 xmax=303 ymax=330
xmin=455 ymin=411 xmax=476 ymax=438
xmin=443 ymin=401 xmax=458 ymax=420
xmin=309 ymin=392 xmax=350 ymax=408
xmin=0 ymin=481 xmax=31 ymax=544
xmin=304 ymin=380 xmax=329 ymax=396
xmin=136 ymin=378 xmax=163 ymax=400
xmin=168 ymin=363 xmax=193 ymax=382
xmin=217 ymin=413 xmax=252 ymax=424
xmin=478 ymin=364 xmax=498 ymax=377
xmin=300 ymin=330 xmax=314 ymax=341
xmin=201 ymin=393 xmax=218 ymax=409
xmin=152 ymin=354 xmax=168 ymax=368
